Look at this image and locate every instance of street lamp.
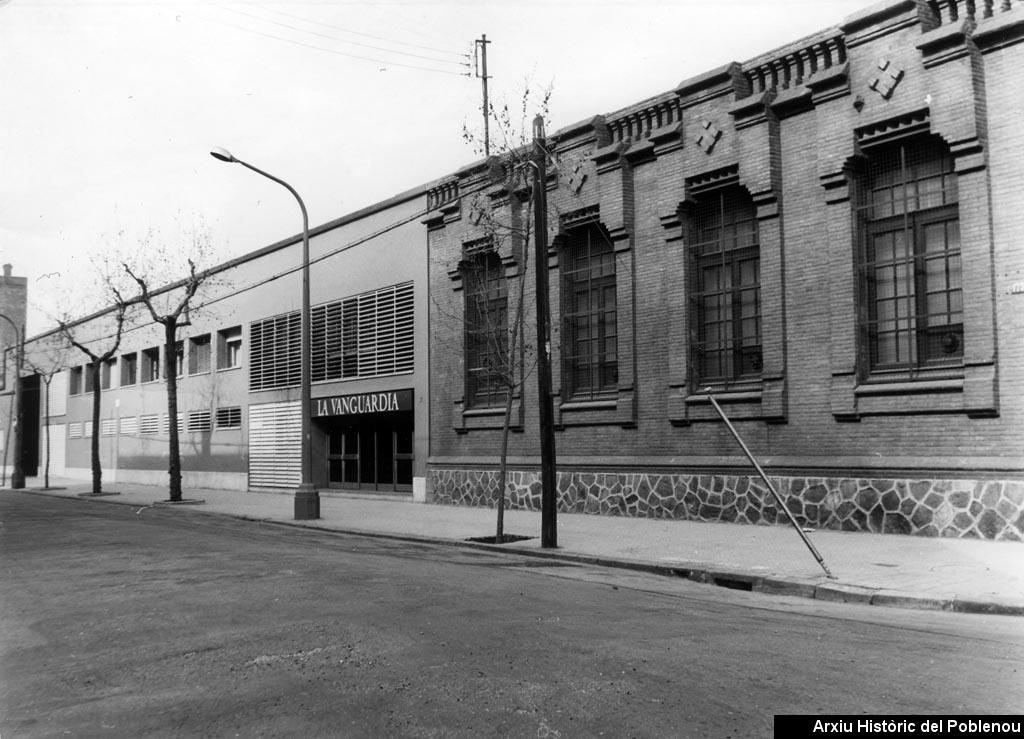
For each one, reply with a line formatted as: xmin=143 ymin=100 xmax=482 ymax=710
xmin=210 ymin=147 xmax=319 ymax=520
xmin=0 ymin=313 xmax=24 ymax=489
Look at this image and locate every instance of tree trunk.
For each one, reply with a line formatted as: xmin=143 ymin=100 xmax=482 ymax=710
xmin=496 ymin=229 xmax=531 ymax=543
xmin=90 ymin=362 xmax=102 ymax=495
xmin=164 ymin=322 xmax=183 ymax=502
xmin=43 ymin=379 xmax=51 ymax=488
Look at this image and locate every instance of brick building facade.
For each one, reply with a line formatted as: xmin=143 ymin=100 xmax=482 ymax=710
xmin=426 ymin=0 xmax=1024 ymax=540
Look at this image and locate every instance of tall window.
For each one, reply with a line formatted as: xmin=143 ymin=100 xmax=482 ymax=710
xmin=217 ymin=326 xmax=242 ymax=370
xmin=174 ymin=341 xmax=184 ymax=377
xmin=464 ymin=251 xmax=508 ymax=408
xmin=69 ymin=366 xmax=83 ymax=395
xmin=688 ymin=186 xmax=761 ymax=385
xmin=562 ymin=224 xmax=617 ymax=400
xmin=189 ymin=334 xmax=211 ymax=375
xmin=121 ymin=352 xmax=138 ymax=386
xmin=142 ymin=347 xmax=160 ymax=382
xmin=100 ymin=358 xmax=116 ymax=390
xmin=856 ymin=137 xmax=962 ymax=372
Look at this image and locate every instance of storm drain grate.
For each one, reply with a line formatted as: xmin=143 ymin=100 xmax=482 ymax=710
xmin=712 ymin=576 xmax=754 ymax=591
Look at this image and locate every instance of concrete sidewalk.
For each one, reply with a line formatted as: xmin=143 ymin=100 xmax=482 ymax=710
xmin=10 ymin=476 xmax=1024 ymax=617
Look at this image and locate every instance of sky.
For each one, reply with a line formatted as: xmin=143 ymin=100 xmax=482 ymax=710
xmin=1 ymin=0 xmax=868 ymax=336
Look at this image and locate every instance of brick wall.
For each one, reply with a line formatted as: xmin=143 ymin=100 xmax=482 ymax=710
xmin=426 ymin=0 xmax=1024 ymax=539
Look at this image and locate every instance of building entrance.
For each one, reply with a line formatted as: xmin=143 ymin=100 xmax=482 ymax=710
xmin=325 ymin=410 xmax=413 ymax=492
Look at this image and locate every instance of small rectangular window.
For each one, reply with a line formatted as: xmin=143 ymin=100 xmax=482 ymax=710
xmin=215 ymin=406 xmax=242 ymax=429
xmin=189 ymin=334 xmax=211 ymax=375
xmin=142 ymin=347 xmax=160 ymax=382
xmin=217 ymin=326 xmax=242 ymax=370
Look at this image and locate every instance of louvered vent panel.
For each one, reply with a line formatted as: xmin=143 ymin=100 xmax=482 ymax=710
xmin=41 ymin=423 xmax=66 ymax=475
xmin=310 ymin=281 xmax=414 ymax=382
xmin=249 ymin=311 xmax=301 ymax=391
xmin=248 ymin=400 xmax=300 ymax=488
xmin=120 ymin=416 xmax=139 ymax=436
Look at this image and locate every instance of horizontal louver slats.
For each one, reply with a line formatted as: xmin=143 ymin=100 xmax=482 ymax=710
xmin=248 ymin=400 xmax=300 ymax=488
xmin=310 ymin=281 xmax=414 ymax=383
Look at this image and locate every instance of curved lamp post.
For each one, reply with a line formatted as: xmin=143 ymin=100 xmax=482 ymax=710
xmin=0 ymin=313 xmax=24 ymax=489
xmin=210 ymin=147 xmax=319 ymax=520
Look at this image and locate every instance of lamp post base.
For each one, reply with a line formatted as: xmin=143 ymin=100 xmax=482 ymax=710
xmin=293 ymin=485 xmax=320 ymax=520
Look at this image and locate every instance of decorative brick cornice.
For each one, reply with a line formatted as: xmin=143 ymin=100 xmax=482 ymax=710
xmin=855 ymin=108 xmax=930 ymax=148
xmin=841 ymin=0 xmax=921 ymax=48
xmin=676 ymin=62 xmax=748 ymax=107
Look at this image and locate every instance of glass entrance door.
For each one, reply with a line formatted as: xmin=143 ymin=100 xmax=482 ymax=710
xmin=326 ymin=411 xmax=413 ymax=492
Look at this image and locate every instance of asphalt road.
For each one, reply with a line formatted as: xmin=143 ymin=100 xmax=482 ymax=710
xmin=1 ymin=491 xmax=1021 ymax=738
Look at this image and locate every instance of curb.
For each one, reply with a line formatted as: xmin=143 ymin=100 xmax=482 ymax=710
xmin=13 ymin=487 xmax=1024 ymax=618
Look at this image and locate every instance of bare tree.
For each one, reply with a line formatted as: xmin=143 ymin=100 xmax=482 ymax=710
xmin=117 ymin=222 xmax=218 ymax=503
xmin=58 ymin=303 xmax=127 ymax=496
xmin=22 ymin=335 xmax=72 ymax=489
xmin=455 ymin=82 xmax=552 ymax=541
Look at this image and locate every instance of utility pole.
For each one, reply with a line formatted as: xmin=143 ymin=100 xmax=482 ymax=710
xmin=475 ymin=35 xmax=491 ymax=157
xmin=532 ymin=115 xmax=557 ymax=548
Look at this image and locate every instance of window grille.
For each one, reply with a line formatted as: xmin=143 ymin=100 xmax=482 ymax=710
xmin=463 ymin=251 xmax=508 ymax=408
xmin=855 ymin=136 xmax=962 ymax=372
xmin=189 ymin=335 xmax=211 ymax=375
xmin=249 ymin=401 xmax=301 ymax=488
xmin=119 ymin=416 xmax=139 ymax=436
xmin=215 ymin=406 xmax=242 ymax=429
xmin=188 ymin=410 xmax=212 ymax=432
xmin=161 ymin=413 xmax=184 ymax=435
xmin=250 ymin=311 xmax=301 ymax=391
xmin=140 ymin=414 xmax=159 ymax=434
xmin=310 ymin=282 xmax=414 ymax=383
xmin=688 ymin=186 xmax=762 ymax=385
xmin=561 ymin=224 xmax=618 ymax=400
xmin=47 ymin=372 xmax=68 ymax=417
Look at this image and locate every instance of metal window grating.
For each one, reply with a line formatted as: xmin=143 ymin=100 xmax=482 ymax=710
xmin=140 ymin=414 xmax=159 ymax=434
xmin=248 ymin=401 xmax=300 ymax=488
xmin=216 ymin=406 xmax=242 ymax=429
xmin=249 ymin=311 xmax=301 ymax=391
xmin=188 ymin=410 xmax=212 ymax=432
xmin=311 ymin=281 xmax=414 ymax=383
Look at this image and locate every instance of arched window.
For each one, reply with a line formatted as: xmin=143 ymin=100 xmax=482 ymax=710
xmin=562 ymin=223 xmax=618 ymax=400
xmin=688 ymin=186 xmax=761 ymax=385
xmin=856 ymin=136 xmax=962 ymax=372
xmin=463 ymin=250 xmax=508 ymax=408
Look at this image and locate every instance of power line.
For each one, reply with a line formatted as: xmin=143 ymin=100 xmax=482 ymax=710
xmin=220 ymin=5 xmax=470 ymax=69
xmin=205 ymin=14 xmax=470 ymax=77
xmin=261 ymin=5 xmax=469 ymax=59
xmin=34 ymin=181 xmax=492 ymax=351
